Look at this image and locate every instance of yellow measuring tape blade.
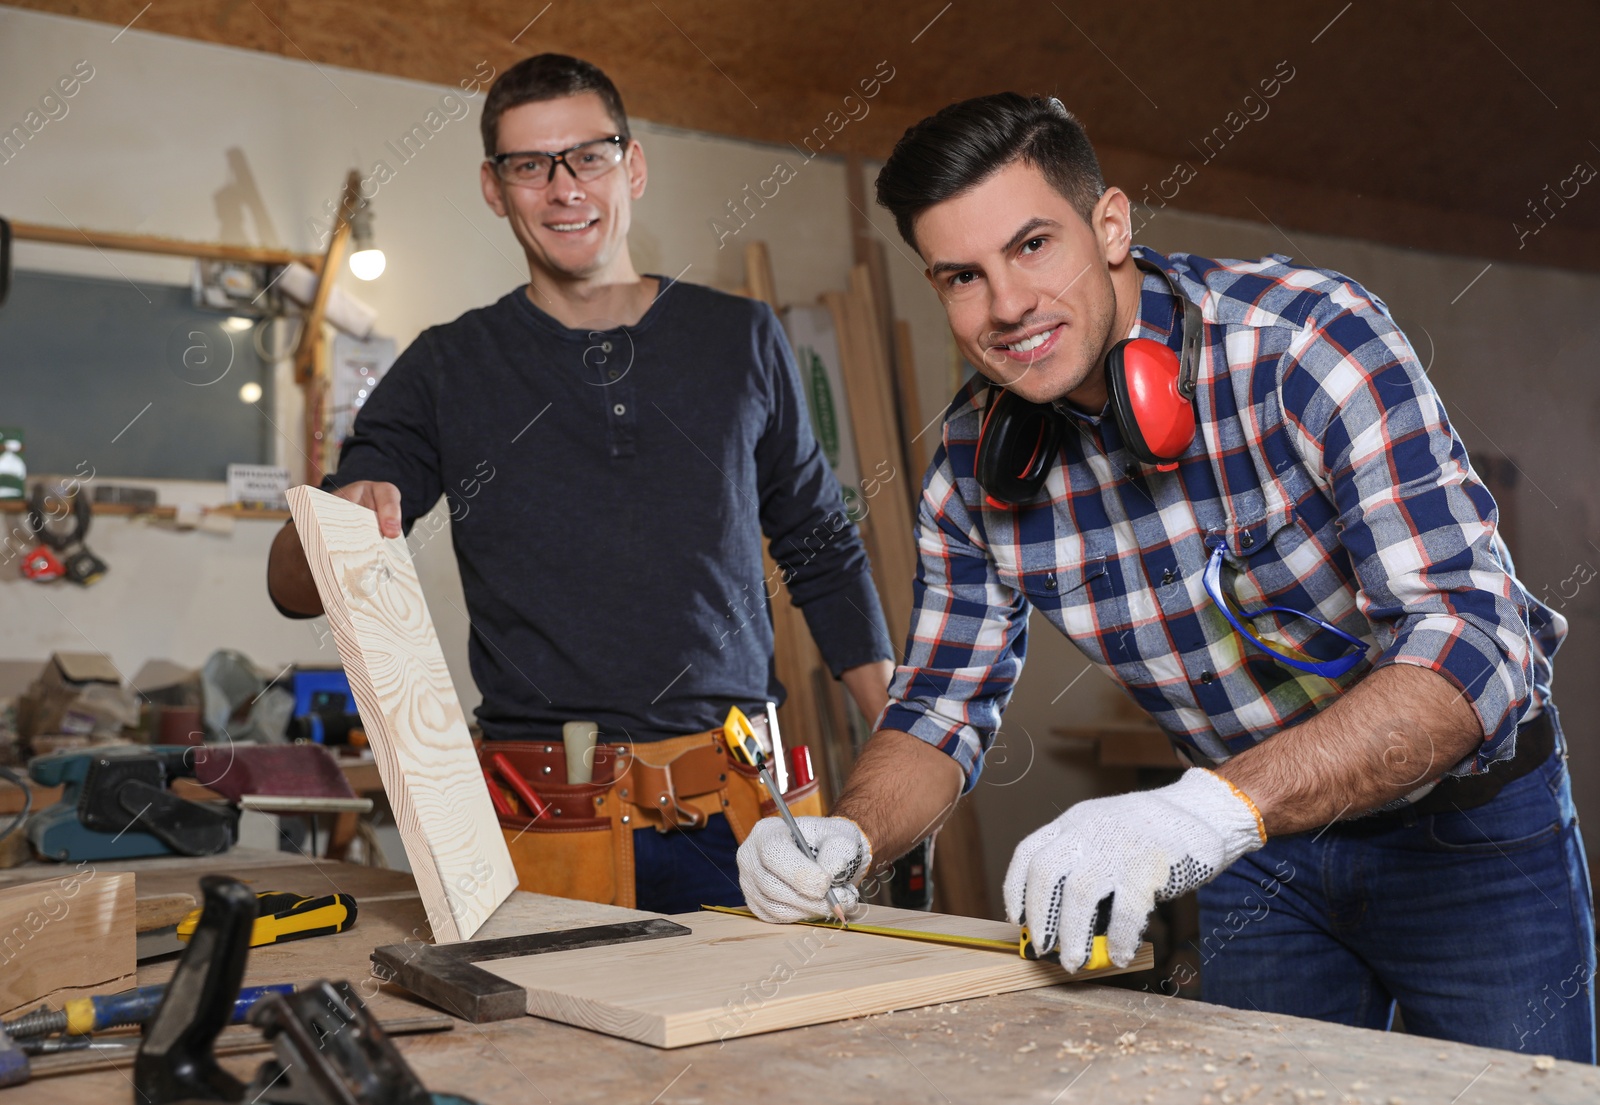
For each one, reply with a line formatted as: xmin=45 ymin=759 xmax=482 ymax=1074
xmin=701 ymin=904 xmax=1020 ymax=955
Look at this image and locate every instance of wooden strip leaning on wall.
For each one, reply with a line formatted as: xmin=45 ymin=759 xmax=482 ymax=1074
xmin=825 ymin=257 xmax=985 ymax=914
xmin=739 ymin=241 xmax=852 ymax=807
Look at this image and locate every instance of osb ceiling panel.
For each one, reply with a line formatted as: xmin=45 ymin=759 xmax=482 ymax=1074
xmin=14 ymin=0 xmax=1600 ymax=272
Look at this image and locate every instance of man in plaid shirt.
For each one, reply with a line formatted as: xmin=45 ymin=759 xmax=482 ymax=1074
xmin=738 ymin=93 xmax=1594 ymax=1059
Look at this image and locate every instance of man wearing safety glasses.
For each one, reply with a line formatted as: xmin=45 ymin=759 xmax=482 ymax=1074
xmin=269 ymin=55 xmax=893 ymax=913
xmin=737 ymin=93 xmax=1594 ymax=1060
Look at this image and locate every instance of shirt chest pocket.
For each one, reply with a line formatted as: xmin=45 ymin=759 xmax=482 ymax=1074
xmin=998 ymin=556 xmax=1109 ymax=645
xmin=1213 ymin=506 xmax=1308 ymax=608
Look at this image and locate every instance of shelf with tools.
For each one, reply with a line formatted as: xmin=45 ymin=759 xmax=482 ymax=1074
xmin=0 ymin=501 xmax=291 ymax=521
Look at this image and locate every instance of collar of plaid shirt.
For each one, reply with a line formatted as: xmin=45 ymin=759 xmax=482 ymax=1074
xmin=882 ymin=246 xmax=1563 ymax=787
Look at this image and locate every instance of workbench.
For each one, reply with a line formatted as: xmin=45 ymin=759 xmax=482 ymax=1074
xmin=0 ymin=850 xmax=1589 ymax=1104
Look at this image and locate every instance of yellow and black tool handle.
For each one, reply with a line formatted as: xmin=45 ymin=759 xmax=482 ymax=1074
xmin=177 ymin=890 xmax=357 ymax=947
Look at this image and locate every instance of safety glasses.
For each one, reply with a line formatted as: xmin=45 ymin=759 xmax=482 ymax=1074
xmin=489 ymin=135 xmax=626 ymax=187
xmin=1200 ymin=543 xmax=1368 ymax=679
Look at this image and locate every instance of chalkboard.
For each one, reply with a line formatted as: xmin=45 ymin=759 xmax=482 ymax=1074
xmin=0 ymin=269 xmax=272 ymax=479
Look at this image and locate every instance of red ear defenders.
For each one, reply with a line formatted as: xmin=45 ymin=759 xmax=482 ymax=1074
xmin=974 ymin=258 xmax=1202 ymax=506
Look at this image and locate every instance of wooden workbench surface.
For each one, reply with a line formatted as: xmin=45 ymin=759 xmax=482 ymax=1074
xmin=1 ymin=850 xmax=1590 ymax=1104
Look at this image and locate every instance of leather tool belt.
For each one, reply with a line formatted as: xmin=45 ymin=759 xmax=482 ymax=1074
xmin=480 ymin=719 xmax=823 ymax=909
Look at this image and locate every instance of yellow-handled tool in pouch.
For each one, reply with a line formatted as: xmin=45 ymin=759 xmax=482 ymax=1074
xmin=724 ymin=706 xmax=849 ymax=925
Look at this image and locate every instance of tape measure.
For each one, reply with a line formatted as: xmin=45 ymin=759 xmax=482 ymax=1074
xmin=703 ymin=903 xmax=1120 ymax=970
xmin=722 ymin=706 xmax=766 ymax=769
xmin=1020 ymin=893 xmax=1114 ymax=969
xmin=177 ymin=890 xmax=357 ymax=947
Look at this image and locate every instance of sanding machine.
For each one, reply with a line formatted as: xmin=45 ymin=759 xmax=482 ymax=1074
xmin=28 ymin=745 xmax=238 ymax=861
xmin=27 ymin=742 xmax=365 ymax=862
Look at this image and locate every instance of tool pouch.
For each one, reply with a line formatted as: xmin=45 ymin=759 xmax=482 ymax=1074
xmin=484 ymin=741 xmax=633 ymax=907
xmin=482 ymin=729 xmax=823 ymax=909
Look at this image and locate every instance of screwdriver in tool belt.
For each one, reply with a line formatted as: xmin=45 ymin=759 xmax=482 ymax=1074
xmin=723 ymin=707 xmax=848 ymax=926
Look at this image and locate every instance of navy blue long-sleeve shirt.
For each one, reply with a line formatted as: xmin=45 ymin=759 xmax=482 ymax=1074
xmin=319 ymin=279 xmax=890 ymax=743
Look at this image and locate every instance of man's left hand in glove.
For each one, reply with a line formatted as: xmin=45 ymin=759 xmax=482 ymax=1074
xmin=1002 ymin=768 xmax=1266 ymax=971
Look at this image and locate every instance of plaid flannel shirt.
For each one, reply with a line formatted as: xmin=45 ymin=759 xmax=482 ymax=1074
xmin=882 ymin=247 xmax=1564 ymax=791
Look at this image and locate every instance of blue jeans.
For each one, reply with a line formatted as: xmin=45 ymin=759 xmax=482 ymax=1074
xmin=632 ymin=813 xmax=746 ymax=914
xmin=1197 ymin=726 xmax=1596 ymax=1062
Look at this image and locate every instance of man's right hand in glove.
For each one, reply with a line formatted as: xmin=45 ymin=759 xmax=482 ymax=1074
xmin=736 ymin=816 xmax=872 ymax=923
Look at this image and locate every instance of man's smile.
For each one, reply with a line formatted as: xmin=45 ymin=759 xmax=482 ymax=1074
xmin=989 ymin=321 xmax=1064 ymax=363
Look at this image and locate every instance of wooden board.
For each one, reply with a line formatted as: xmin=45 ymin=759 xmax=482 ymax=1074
xmin=287 ymin=485 xmax=515 ymax=942
xmin=135 ymin=893 xmax=196 ymax=932
xmin=893 ymin=317 xmax=929 ymax=479
xmin=485 ymin=904 xmax=1152 ymax=1048
xmin=0 ymin=871 xmax=136 ymax=1017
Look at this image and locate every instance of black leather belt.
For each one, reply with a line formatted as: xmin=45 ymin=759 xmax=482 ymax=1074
xmin=1403 ymin=709 xmax=1555 ymax=816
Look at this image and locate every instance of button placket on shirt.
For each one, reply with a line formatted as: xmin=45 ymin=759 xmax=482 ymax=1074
xmin=596 ymin=333 xmax=636 ymax=458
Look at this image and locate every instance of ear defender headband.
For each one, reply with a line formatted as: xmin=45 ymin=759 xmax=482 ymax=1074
xmin=974 ymin=257 xmax=1201 ymax=507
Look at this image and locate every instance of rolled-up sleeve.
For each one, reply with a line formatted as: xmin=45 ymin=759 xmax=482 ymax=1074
xmin=879 ymin=442 xmax=1030 ymax=791
xmin=1279 ymin=284 xmax=1534 ymax=774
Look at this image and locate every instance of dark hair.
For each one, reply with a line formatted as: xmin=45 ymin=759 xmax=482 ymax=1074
xmin=480 ymin=54 xmax=631 ymax=157
xmin=874 ymin=93 xmax=1105 ymax=252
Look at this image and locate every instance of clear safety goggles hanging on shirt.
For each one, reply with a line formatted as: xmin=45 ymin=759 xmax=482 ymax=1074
xmin=1200 ymin=542 xmax=1370 ymax=680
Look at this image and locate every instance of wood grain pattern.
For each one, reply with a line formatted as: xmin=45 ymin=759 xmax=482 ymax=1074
xmin=287 ymin=485 xmax=515 ymax=942
xmin=486 ymin=904 xmax=1152 ymax=1048
xmin=468 ymin=889 xmax=655 ymax=942
xmin=135 ymin=893 xmax=196 ymax=933
xmin=0 ymin=871 xmax=136 ymax=1018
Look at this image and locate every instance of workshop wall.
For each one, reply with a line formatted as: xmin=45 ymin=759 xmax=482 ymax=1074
xmin=4 ymin=9 xmax=1595 ymax=905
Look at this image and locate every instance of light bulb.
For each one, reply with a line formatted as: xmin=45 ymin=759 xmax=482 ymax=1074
xmin=349 ymin=248 xmax=386 ymax=281
xmin=222 ymin=316 xmax=254 ymax=332
xmin=239 ymin=381 xmax=263 ymax=404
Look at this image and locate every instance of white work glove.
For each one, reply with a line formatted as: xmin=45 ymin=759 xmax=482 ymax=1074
xmin=737 ymin=816 xmax=872 ymax=923
xmin=1003 ymin=768 xmax=1265 ymax=971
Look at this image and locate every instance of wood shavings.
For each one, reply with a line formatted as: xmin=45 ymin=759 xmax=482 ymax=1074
xmin=1533 ymin=1055 xmax=1556 ymax=1071
xmin=1017 ymin=1042 xmax=1037 ymax=1053
xmin=1117 ymin=1031 xmax=1140 ymax=1049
